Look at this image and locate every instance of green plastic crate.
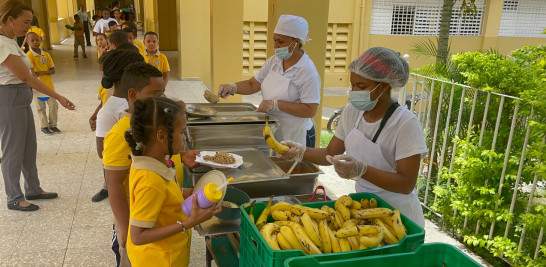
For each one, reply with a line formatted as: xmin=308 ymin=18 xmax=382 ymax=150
xmin=284 ymin=243 xmax=483 ymax=267
xmin=238 ymin=192 xmax=425 ymax=267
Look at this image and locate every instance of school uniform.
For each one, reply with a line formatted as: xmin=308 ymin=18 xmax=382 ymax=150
xmin=144 ymin=50 xmax=170 ymax=74
xmin=26 ymin=49 xmax=58 ymax=129
xmin=27 ymin=26 xmax=45 ymax=48
xmin=127 ymin=156 xmax=191 ymax=267
xmin=133 ymin=40 xmax=145 ymax=56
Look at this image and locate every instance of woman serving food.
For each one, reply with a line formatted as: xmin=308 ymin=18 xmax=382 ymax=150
xmin=279 ymin=47 xmax=428 ymax=227
xmin=217 ymin=15 xmax=320 ymax=147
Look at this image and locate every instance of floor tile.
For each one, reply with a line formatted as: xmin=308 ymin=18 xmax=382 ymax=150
xmin=67 ymin=225 xmax=112 ymax=249
xmin=63 ymin=246 xmax=115 ymax=267
xmin=3 ymin=249 xmax=65 ymax=267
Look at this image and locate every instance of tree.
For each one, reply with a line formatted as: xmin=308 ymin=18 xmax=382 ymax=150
xmin=436 ymin=0 xmax=477 ymax=64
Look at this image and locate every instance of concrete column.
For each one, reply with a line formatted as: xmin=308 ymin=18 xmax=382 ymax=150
xmin=481 ymin=0 xmax=503 ymax=50
xmin=210 ymin=0 xmax=244 ymax=102
xmin=267 ymin=0 xmax=329 ymax=147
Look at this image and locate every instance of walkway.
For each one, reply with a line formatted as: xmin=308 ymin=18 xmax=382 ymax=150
xmin=0 ymin=36 xmax=489 ymax=266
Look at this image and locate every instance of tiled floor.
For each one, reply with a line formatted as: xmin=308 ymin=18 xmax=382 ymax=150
xmin=0 ymin=36 xmax=490 ymax=266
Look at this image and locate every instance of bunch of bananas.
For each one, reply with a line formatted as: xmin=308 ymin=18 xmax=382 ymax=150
xmin=254 ymin=195 xmax=407 ymax=255
xmin=263 ymin=116 xmax=289 ymax=153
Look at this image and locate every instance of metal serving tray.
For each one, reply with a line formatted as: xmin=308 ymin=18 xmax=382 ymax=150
xmin=186 ymin=103 xmax=273 ymax=125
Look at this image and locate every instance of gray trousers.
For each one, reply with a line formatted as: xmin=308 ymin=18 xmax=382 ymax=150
xmin=0 ymin=84 xmax=43 ymax=204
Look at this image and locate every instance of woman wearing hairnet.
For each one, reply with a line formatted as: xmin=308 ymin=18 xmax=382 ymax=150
xmin=218 ymin=15 xmax=320 ymax=147
xmin=280 ymin=47 xmax=428 ymax=227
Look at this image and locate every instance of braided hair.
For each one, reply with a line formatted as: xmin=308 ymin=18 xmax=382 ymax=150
xmin=99 ymin=49 xmax=144 ymax=89
xmin=125 ymin=96 xmax=183 ymax=167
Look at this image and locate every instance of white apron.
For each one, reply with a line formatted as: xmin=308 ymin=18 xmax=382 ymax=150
xmin=346 ymin=109 xmax=425 ymax=227
xmin=261 ymin=71 xmax=307 ymax=145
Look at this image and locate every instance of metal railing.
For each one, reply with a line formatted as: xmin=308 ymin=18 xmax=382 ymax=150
xmin=399 ymin=73 xmax=544 ymax=263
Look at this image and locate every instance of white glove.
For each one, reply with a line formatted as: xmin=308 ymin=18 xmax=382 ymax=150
xmin=325 ymin=154 xmax=367 ymax=181
xmin=218 ymin=83 xmax=237 ymax=99
xmin=277 ymin=140 xmax=306 ymax=162
xmin=256 ymin=99 xmax=278 ymax=113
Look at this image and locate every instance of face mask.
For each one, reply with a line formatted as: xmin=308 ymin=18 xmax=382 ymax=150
xmin=275 ymin=40 xmax=295 ymax=60
xmin=349 ymin=83 xmax=384 ymax=111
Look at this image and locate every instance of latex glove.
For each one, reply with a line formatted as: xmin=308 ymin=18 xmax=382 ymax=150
xmin=256 ymin=99 xmax=278 ymax=113
xmin=218 ymin=83 xmax=237 ymax=99
xmin=325 ymin=154 xmax=367 ymax=180
xmin=277 ymin=140 xmax=306 ymax=162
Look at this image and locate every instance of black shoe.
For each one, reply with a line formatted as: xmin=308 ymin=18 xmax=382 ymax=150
xmin=83 ymin=54 xmax=88 ymax=58
xmin=73 ymin=55 xmax=78 ymax=58
xmin=7 ymin=202 xmax=39 ymax=211
xmin=26 ymin=192 xmax=58 ymax=200
xmin=92 ymin=189 xmax=108 ymax=202
xmin=41 ymin=127 xmax=53 ymax=134
xmin=50 ymin=127 xmax=61 ymax=133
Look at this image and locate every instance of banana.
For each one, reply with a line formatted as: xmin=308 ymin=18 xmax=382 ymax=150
xmin=271 ymin=210 xmax=290 ymax=221
xmin=260 ymin=223 xmax=281 ymax=250
xmin=360 ymin=198 xmax=370 ymax=209
xmin=255 ymin=196 xmax=274 ymax=230
xmin=389 ymin=210 xmax=407 ymax=241
xmin=290 ymin=222 xmax=322 ymax=254
xmin=263 ymin=116 xmax=289 ymax=153
xmin=336 ymin=225 xmax=382 ymax=238
xmin=349 ymin=236 xmax=360 ymax=251
xmin=290 ymin=204 xmax=306 ymax=216
xmin=359 ymin=243 xmax=367 ymax=250
xmin=249 ymin=202 xmax=256 ymax=224
xmin=350 ymin=208 xmax=360 ymax=219
xmin=321 ymin=205 xmax=330 ymax=213
xmin=369 ymin=198 xmax=378 ymax=208
xmin=274 ymin=220 xmax=292 ymax=227
xmin=356 ymin=208 xmax=394 ymax=219
xmin=289 ymin=214 xmax=302 ymax=224
xmin=327 ymin=226 xmax=341 ymax=253
xmin=335 ymin=195 xmax=352 ymax=207
xmin=304 ymin=208 xmax=330 ymax=220
xmin=357 ymin=225 xmax=381 ymax=236
xmin=342 ymin=219 xmax=358 ymax=228
xmin=301 ymin=213 xmax=323 ymax=250
xmin=336 ymin=226 xmax=359 ymax=238
xmin=338 ymin=237 xmax=351 ymax=252
xmin=276 ymin=232 xmax=293 ymax=250
xmin=335 ymin=202 xmax=351 ymax=221
xmin=280 ymin=225 xmax=307 ymax=253
xmin=360 ymin=228 xmax=384 ymax=249
xmin=350 ymin=200 xmax=362 ymax=210
xmin=374 ymin=218 xmax=399 ymax=245
xmin=318 ymin=220 xmax=331 ymax=253
xmin=270 ymin=201 xmax=292 ymax=213
xmin=335 ymin=210 xmax=345 ymax=226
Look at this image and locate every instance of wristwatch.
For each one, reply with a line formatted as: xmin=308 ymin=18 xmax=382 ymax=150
xmin=176 ymin=221 xmax=187 ymax=233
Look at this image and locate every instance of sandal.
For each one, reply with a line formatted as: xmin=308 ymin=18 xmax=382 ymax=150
xmin=7 ymin=201 xmax=39 ymax=211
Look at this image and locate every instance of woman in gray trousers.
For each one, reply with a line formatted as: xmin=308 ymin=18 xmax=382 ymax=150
xmin=0 ymin=0 xmax=75 ymax=211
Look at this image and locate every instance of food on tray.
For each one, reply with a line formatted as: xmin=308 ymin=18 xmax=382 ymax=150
xmin=204 ymin=90 xmax=220 ymax=104
xmin=221 ymin=201 xmax=239 ymax=208
xmin=257 ymin=195 xmax=407 ymax=254
xmin=203 ymin=152 xmax=236 ymax=164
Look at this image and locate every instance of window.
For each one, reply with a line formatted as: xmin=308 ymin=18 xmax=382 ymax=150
xmin=325 ymin=23 xmax=351 ymax=72
xmin=242 ymin=21 xmax=267 ymax=76
xmin=371 ymin=0 xmax=486 ymax=36
xmin=499 ymin=0 xmax=546 ymax=37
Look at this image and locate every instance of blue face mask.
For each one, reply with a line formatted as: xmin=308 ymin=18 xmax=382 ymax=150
xmin=275 ymin=40 xmax=296 ymax=60
xmin=349 ymin=83 xmax=384 ymax=111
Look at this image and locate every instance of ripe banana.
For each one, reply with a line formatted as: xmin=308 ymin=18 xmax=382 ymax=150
xmin=336 ymin=225 xmax=381 ymax=238
xmin=335 ymin=202 xmax=351 ymax=221
xmin=263 ymin=116 xmax=289 ymax=153
xmin=290 ymin=222 xmax=322 ymax=254
xmin=369 ymin=198 xmax=378 ymax=208
xmin=288 ymin=214 xmax=302 ymax=224
xmin=360 ymin=228 xmax=384 ymax=249
xmin=327 ymin=226 xmax=341 ymax=253
xmin=348 ymin=236 xmax=360 ymax=251
xmin=374 ymin=218 xmax=399 ymax=245
xmin=338 ymin=237 xmax=351 ymax=252
xmin=350 ymin=208 xmax=360 ymax=219
xmin=356 ymin=208 xmax=394 ymax=219
xmin=342 ymin=219 xmax=358 ymax=228
xmin=276 ymin=232 xmax=293 ymax=250
xmin=260 ymin=223 xmax=281 ymax=250
xmin=360 ymin=198 xmax=370 ymax=209
xmin=350 ymin=200 xmax=362 ymax=210
xmin=318 ymin=220 xmax=331 ymax=253
xmin=290 ymin=204 xmax=306 ymax=216
xmin=270 ymin=201 xmax=291 ymax=213
xmin=256 ymin=196 xmax=274 ymax=230
xmin=336 ymin=226 xmax=359 ymax=238
xmin=249 ymin=202 xmax=256 ymax=224
xmin=334 ymin=210 xmax=345 ymax=227
xmin=274 ymin=220 xmax=292 ymax=227
xmin=388 ymin=210 xmax=406 ymax=240
xmin=301 ymin=213 xmax=323 ymax=250
xmin=280 ymin=225 xmax=307 ymax=253
xmin=304 ymin=208 xmax=330 ymax=220
xmin=336 ymin=195 xmax=352 ymax=207
xmin=271 ymin=210 xmax=290 ymax=221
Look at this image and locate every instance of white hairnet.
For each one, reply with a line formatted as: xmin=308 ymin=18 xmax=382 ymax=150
xmin=274 ymin=15 xmax=311 ymax=45
xmin=349 ymin=47 xmax=409 ymax=88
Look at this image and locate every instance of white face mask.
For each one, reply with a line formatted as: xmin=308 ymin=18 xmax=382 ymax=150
xmin=275 ymin=40 xmax=296 ymax=60
xmin=349 ymin=83 xmax=384 ymax=111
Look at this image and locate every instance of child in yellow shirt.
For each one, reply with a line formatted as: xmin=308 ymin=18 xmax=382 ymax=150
xmin=125 ymin=96 xmax=221 ymax=267
xmin=122 ymin=25 xmax=145 ymax=56
xmin=21 ymin=16 xmax=45 ymax=51
xmin=26 ymin=32 xmax=59 ymax=134
xmin=143 ymin=31 xmax=169 ymax=86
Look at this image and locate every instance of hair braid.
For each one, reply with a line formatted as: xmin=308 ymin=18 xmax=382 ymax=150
xmin=100 ymin=49 xmax=144 ymax=89
xmin=162 ymin=108 xmax=175 ymax=167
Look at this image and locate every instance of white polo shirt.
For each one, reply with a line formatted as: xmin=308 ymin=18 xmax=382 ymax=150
xmin=96 ymin=96 xmax=129 ymax=138
xmin=93 ymin=18 xmax=118 ymax=34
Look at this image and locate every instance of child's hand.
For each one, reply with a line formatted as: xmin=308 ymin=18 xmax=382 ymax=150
xmin=181 ymin=150 xmax=200 ymax=168
xmin=31 ymin=70 xmax=39 ymax=78
xmin=89 ymin=114 xmax=97 ymax=131
xmin=186 ymin=195 xmax=222 ymax=228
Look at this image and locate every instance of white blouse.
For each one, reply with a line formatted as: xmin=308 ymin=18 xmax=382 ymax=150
xmin=0 ymin=35 xmax=31 ymax=85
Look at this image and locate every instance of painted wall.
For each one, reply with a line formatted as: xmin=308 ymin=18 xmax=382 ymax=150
xmin=157 ymin=0 xmax=178 ymax=51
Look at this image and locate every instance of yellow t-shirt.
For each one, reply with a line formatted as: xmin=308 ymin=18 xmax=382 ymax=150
xmin=145 ymin=50 xmax=170 ymax=73
xmin=26 ymin=49 xmax=54 ymax=97
xmin=133 ymin=40 xmax=145 ymax=56
xmin=28 ymin=26 xmax=45 ymax=48
xmin=127 ymin=156 xmax=191 ymax=267
xmin=103 ymin=116 xmax=186 ymax=203
xmin=73 ymin=21 xmax=84 ymax=37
